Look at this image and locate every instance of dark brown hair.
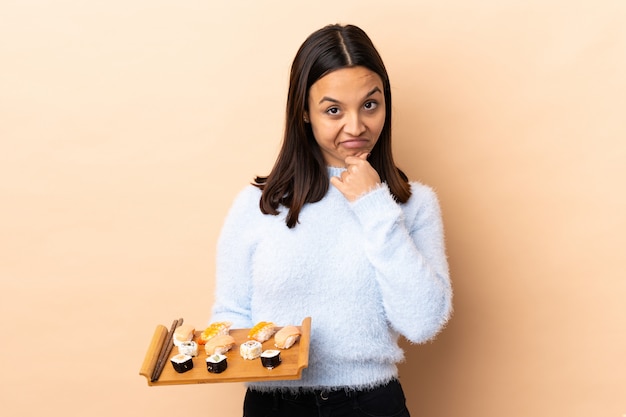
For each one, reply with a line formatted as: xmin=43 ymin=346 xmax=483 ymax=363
xmin=254 ymin=24 xmax=410 ymax=228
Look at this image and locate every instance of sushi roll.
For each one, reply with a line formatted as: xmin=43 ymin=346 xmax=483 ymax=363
xmin=178 ymin=340 xmax=198 ymax=357
xmin=248 ymin=321 xmax=276 ymax=343
xmin=199 ymin=321 xmax=232 ymax=345
xmin=206 ymin=354 xmax=228 ymax=374
xmin=170 ymin=353 xmax=194 ymax=373
xmin=204 ymin=334 xmax=235 ymax=356
xmin=274 ymin=325 xmax=301 ymax=349
xmin=240 ymin=340 xmax=262 ymax=360
xmin=260 ymin=350 xmax=281 ymax=369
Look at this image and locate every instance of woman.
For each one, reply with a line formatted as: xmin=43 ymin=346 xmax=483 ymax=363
xmin=211 ymin=23 xmax=452 ymax=417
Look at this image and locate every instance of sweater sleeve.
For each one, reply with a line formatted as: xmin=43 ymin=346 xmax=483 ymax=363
xmin=209 ymin=186 xmax=258 ymax=328
xmin=349 ymin=182 xmax=452 ymax=343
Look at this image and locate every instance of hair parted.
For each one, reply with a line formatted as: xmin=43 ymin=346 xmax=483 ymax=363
xmin=254 ymin=24 xmax=411 ymax=228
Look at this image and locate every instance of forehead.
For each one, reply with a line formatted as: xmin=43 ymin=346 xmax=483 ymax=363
xmin=309 ymin=66 xmax=383 ymax=100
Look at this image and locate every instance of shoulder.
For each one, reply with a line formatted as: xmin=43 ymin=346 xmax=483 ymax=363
xmin=226 ymin=184 xmax=263 ymax=212
xmin=222 ymin=185 xmax=263 ymax=225
xmin=408 ymin=181 xmax=439 ymax=204
xmin=404 ymin=181 xmax=443 ymax=221
xmin=232 ymin=184 xmax=263 ymax=207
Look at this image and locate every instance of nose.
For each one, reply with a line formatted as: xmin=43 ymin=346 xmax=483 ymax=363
xmin=344 ymin=112 xmax=366 ymax=136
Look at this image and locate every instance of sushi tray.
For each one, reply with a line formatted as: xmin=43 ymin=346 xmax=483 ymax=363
xmin=139 ymin=317 xmax=311 ymax=386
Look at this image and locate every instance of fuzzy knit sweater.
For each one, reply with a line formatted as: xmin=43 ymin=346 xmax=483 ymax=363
xmin=210 ymin=166 xmax=452 ymax=391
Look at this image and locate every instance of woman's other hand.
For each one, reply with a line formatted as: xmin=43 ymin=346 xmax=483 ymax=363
xmin=330 ymin=153 xmax=381 ymax=201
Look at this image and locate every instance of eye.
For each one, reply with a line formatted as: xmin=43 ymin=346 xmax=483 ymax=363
xmin=364 ymin=101 xmax=378 ymax=111
xmin=325 ymin=107 xmax=341 ymax=115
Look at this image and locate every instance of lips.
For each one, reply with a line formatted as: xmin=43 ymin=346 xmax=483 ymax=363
xmin=340 ymin=138 xmax=369 ymax=149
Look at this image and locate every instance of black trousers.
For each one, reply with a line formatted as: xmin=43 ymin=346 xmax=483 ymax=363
xmin=243 ymin=379 xmax=411 ymax=417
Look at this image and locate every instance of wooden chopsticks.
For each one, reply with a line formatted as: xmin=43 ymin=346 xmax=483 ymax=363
xmin=151 ymin=317 xmax=183 ymax=382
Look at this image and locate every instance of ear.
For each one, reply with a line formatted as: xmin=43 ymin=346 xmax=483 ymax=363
xmin=303 ymin=111 xmax=310 ymax=123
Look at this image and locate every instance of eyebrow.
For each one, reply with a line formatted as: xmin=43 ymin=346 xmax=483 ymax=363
xmin=318 ymin=86 xmax=383 ymax=105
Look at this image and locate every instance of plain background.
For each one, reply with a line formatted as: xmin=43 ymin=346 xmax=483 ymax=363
xmin=1 ymin=1 xmax=624 ymax=416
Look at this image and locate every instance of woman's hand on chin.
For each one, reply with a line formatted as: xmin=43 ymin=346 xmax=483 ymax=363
xmin=330 ymin=153 xmax=381 ymax=202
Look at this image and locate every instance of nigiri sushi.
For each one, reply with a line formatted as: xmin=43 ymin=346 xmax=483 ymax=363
xmin=199 ymin=321 xmax=232 ymax=345
xmin=204 ymin=334 xmax=236 ymax=356
xmin=274 ymin=325 xmax=301 ymax=349
xmin=172 ymin=324 xmax=195 ymax=347
xmin=248 ymin=321 xmax=276 ymax=343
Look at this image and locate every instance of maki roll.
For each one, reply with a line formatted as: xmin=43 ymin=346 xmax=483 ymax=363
xmin=260 ymin=350 xmax=281 ymax=369
xmin=240 ymin=340 xmax=262 ymax=360
xmin=170 ymin=353 xmax=194 ymax=373
xmin=178 ymin=340 xmax=198 ymax=357
xmin=206 ymin=354 xmax=228 ymax=373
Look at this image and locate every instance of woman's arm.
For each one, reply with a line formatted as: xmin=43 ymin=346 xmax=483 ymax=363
xmin=350 ymin=182 xmax=452 ymax=343
xmin=210 ymin=187 xmax=259 ymax=328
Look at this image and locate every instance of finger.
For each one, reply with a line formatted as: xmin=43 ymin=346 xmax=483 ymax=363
xmin=345 ymin=157 xmax=373 ymax=174
xmin=344 ymin=155 xmax=366 ymax=167
xmin=330 ymin=176 xmax=343 ymax=187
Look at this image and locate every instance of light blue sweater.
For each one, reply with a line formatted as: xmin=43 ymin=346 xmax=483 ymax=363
xmin=211 ymin=166 xmax=452 ymax=391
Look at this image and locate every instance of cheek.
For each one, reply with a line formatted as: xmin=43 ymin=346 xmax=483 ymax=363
xmin=310 ymin=120 xmax=336 ymax=143
xmin=369 ymin=115 xmax=386 ymax=138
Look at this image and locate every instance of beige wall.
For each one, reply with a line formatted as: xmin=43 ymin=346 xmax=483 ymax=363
xmin=1 ymin=1 xmax=624 ymax=416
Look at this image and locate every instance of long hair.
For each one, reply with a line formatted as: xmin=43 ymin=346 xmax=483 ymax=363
xmin=254 ymin=24 xmax=410 ymax=228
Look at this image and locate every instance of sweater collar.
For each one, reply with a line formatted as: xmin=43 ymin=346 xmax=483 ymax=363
xmin=327 ymin=166 xmax=347 ymax=178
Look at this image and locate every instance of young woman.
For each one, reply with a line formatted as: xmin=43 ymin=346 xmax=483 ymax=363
xmin=210 ymin=23 xmax=452 ymax=417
